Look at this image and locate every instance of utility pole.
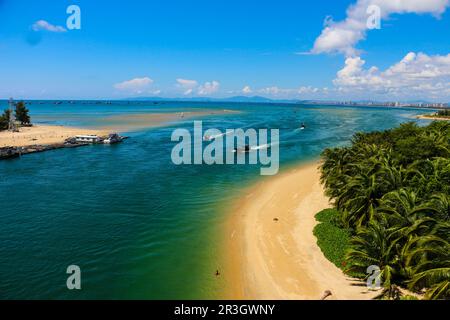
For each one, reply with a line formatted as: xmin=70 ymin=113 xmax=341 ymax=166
xmin=8 ymin=97 xmax=17 ymax=132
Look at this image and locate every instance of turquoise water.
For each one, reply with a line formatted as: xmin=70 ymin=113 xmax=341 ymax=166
xmin=0 ymin=101 xmax=432 ymax=299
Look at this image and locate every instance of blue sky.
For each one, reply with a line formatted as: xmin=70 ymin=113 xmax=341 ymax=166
xmin=0 ymin=0 xmax=449 ymax=101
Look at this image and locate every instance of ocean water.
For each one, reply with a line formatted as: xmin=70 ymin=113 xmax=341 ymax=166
xmin=0 ymin=101 xmax=433 ymax=299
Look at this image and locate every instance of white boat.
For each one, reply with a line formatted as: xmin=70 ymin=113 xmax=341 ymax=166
xmin=103 ymin=133 xmax=123 ymax=144
xmin=74 ymin=135 xmax=101 ymax=143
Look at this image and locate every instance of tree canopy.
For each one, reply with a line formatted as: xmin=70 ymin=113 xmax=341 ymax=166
xmin=15 ymin=101 xmax=30 ymax=125
xmin=0 ymin=101 xmax=31 ymax=131
xmin=320 ymin=121 xmax=450 ymax=299
xmin=0 ymin=109 xmax=11 ymax=130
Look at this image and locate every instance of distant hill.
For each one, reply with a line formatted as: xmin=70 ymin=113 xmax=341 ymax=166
xmin=219 ymin=96 xmax=276 ymax=103
xmin=126 ymin=96 xmax=293 ymax=103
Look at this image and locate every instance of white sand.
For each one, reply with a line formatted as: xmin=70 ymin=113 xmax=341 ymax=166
xmin=417 ymin=114 xmax=450 ymax=121
xmin=225 ymin=161 xmax=378 ymax=300
xmin=0 ymin=125 xmax=109 ymax=148
xmin=0 ymin=109 xmax=240 ymax=148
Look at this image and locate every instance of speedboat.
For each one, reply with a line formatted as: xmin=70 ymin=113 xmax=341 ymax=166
xmin=233 ymin=145 xmax=251 ymax=153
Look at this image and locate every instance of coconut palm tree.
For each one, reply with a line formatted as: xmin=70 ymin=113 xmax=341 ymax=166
xmin=406 ymin=237 xmax=450 ymax=300
xmin=319 ymin=121 xmax=450 ymax=299
xmin=427 ymin=193 xmax=450 ymax=222
xmin=345 ymin=222 xmax=403 ymax=299
xmin=335 ymin=169 xmax=384 ymax=228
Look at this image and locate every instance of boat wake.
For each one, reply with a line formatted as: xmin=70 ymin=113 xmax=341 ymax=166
xmin=232 ymin=142 xmax=278 ymax=153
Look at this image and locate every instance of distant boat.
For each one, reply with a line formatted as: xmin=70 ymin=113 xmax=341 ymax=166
xmin=233 ymin=145 xmax=251 ymax=153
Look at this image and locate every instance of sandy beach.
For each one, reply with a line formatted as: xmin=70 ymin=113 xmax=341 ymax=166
xmin=0 ymin=125 xmax=109 ymax=148
xmin=225 ymin=161 xmax=378 ymax=300
xmin=417 ymin=114 xmax=450 ymax=121
xmin=0 ymin=109 xmax=239 ymax=148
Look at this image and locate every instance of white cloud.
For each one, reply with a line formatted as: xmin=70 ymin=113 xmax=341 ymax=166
xmin=312 ymin=0 xmax=449 ymax=56
xmin=175 ymin=78 xmax=220 ymax=96
xmin=242 ymin=85 xmax=252 ymax=94
xmin=114 ymin=77 xmax=154 ymax=93
xmin=176 ymin=78 xmax=198 ymax=95
xmin=258 ymin=86 xmax=287 ymax=95
xmin=298 ymin=86 xmax=319 ymax=94
xmin=197 ymin=81 xmax=220 ymax=95
xmin=257 ymin=86 xmax=321 ymax=97
xmin=32 ymin=20 xmax=67 ymax=33
xmin=333 ymin=52 xmax=450 ymax=99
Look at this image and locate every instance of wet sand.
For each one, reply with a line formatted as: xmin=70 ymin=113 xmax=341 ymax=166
xmin=96 ymin=109 xmax=240 ymax=132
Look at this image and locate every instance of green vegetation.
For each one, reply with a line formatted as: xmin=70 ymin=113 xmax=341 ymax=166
xmin=15 ymin=101 xmax=31 ymax=125
xmin=436 ymin=109 xmax=450 ymax=118
xmin=320 ymin=121 xmax=450 ymax=300
xmin=0 ymin=109 xmax=11 ymax=130
xmin=0 ymin=101 xmax=31 ymax=131
xmin=314 ymin=209 xmax=351 ymax=270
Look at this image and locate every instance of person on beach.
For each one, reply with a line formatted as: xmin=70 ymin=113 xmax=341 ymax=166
xmin=320 ymin=290 xmax=332 ymax=300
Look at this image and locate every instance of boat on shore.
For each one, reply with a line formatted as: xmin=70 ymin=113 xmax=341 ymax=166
xmin=0 ymin=133 xmax=128 ymax=161
xmin=65 ymin=133 xmax=126 ymax=146
xmin=74 ymin=135 xmax=102 ymax=144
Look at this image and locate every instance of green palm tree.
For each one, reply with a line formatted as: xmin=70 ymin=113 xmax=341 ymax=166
xmin=319 ymin=121 xmax=450 ymax=300
xmin=406 ymin=237 xmax=450 ymax=299
xmin=345 ymin=222 xmax=403 ymax=299
xmin=336 ymin=169 xmax=384 ymax=228
xmin=427 ymin=193 xmax=450 ymax=222
xmin=410 ymin=158 xmax=450 ymax=196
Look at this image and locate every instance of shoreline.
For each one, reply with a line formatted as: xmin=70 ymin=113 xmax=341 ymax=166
xmin=417 ymin=114 xmax=450 ymax=121
xmin=225 ymin=161 xmax=378 ymax=300
xmin=0 ymin=109 xmax=240 ymax=149
xmin=0 ymin=125 xmax=109 ymax=148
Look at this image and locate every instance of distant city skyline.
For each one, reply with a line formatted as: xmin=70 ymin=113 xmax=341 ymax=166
xmin=0 ymin=0 xmax=449 ymax=101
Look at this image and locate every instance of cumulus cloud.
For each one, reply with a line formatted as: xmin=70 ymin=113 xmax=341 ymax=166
xmin=32 ymin=20 xmax=67 ymax=33
xmin=312 ymin=0 xmax=449 ymax=56
xmin=257 ymin=86 xmax=321 ymax=97
xmin=176 ymin=78 xmax=198 ymax=95
xmin=175 ymin=78 xmax=220 ymax=96
xmin=242 ymin=85 xmax=252 ymax=94
xmin=114 ymin=77 xmax=154 ymax=93
xmin=197 ymin=81 xmax=220 ymax=95
xmin=333 ymin=52 xmax=450 ymax=98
